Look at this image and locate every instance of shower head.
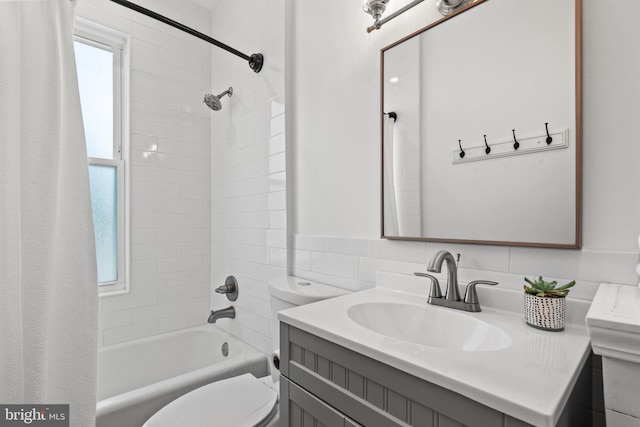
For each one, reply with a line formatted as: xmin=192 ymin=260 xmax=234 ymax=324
xmin=203 ymin=87 xmax=233 ymax=111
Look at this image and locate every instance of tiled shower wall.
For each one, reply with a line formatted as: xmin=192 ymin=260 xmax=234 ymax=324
xmin=208 ymin=0 xmax=286 ymax=355
xmin=78 ymin=0 xmax=214 ymax=346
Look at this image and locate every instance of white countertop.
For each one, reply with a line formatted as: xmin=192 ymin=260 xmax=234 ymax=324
xmin=278 ymin=272 xmax=592 ymax=427
xmin=586 ymin=283 xmax=640 ymax=363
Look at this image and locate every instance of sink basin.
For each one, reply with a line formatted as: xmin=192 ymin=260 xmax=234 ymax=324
xmin=347 ymin=302 xmax=511 ymax=352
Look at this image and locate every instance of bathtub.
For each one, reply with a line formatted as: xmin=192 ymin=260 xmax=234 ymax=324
xmin=96 ymin=325 xmax=268 ymax=427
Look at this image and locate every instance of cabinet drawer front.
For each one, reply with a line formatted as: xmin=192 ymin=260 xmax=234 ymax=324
xmin=282 ymin=376 xmax=362 ymax=427
xmin=282 ymin=324 xmax=505 ymax=427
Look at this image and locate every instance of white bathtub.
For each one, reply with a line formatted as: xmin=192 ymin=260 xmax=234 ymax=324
xmin=96 ymin=325 xmax=268 ymax=427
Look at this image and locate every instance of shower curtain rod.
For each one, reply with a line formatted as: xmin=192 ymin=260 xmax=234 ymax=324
xmin=107 ymin=0 xmax=264 ymax=73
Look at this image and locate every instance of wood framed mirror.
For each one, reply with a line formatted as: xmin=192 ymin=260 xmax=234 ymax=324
xmin=381 ymin=0 xmax=582 ymax=248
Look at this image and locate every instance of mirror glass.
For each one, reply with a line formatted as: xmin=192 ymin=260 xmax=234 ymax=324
xmin=381 ymin=0 xmax=581 ymax=248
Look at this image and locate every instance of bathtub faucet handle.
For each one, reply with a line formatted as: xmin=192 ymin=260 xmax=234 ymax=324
xmin=215 ymin=275 xmax=238 ymax=301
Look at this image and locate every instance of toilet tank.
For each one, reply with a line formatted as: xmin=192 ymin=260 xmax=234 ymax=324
xmin=268 ymin=277 xmax=351 ymax=350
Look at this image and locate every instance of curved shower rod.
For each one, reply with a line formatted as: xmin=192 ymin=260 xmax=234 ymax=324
xmin=108 ymin=0 xmax=264 ymax=73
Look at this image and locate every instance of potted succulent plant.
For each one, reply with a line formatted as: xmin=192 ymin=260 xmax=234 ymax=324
xmin=523 ymin=276 xmax=576 ymax=331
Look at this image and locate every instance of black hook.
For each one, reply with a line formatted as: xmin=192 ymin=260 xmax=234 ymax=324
xmin=484 ymin=135 xmax=491 ymax=155
xmin=512 ymin=129 xmax=520 ymax=150
xmin=385 ymin=112 xmax=397 ymax=122
xmin=545 ymin=122 xmax=552 ymax=145
xmin=458 ymin=140 xmax=465 ymax=158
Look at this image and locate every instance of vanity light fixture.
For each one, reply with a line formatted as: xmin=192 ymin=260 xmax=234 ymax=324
xmin=364 ymin=0 xmax=475 ymax=32
xmin=436 ymin=0 xmax=473 ymax=16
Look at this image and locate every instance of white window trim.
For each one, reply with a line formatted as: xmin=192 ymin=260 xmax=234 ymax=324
xmin=75 ymin=18 xmax=131 ymax=297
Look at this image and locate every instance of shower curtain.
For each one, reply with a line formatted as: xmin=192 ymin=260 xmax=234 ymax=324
xmin=383 ymin=116 xmax=400 ymax=236
xmin=0 ymin=1 xmax=99 ymax=426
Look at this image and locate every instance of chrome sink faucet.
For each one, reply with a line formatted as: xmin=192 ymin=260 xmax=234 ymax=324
xmin=428 ymin=250 xmax=460 ymax=301
xmin=415 ymin=250 xmax=498 ymax=312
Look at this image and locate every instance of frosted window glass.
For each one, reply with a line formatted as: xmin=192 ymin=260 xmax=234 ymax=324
xmin=74 ymin=41 xmax=114 ymax=160
xmin=89 ymin=165 xmax=118 ymax=283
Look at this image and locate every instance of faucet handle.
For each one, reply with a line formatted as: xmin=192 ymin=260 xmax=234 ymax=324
xmin=463 ymin=280 xmax=498 ymax=305
xmin=414 ymin=272 xmax=443 ymax=300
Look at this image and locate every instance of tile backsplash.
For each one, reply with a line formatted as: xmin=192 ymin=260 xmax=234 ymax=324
xmin=292 ymin=234 xmax=640 ymax=301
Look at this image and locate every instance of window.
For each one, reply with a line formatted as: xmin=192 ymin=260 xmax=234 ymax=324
xmin=74 ymin=20 xmax=128 ymax=294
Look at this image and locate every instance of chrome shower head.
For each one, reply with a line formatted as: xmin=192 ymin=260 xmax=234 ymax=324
xmin=203 ymin=87 xmax=233 ymax=111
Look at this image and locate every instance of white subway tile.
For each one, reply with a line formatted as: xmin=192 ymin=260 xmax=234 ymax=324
xmin=132 ymin=243 xmax=181 ymax=260
xmin=131 ymin=134 xmax=158 ymax=152
xmin=231 ymin=244 xmax=270 ymax=264
xmin=509 ymin=248 xmax=639 ymax=286
xmin=131 ymin=165 xmax=157 ymax=182
xmin=269 ymin=172 xmax=286 ymax=192
xmin=131 ymin=196 xmax=158 ymax=213
xmin=269 ymin=248 xmax=287 ymax=267
xmin=181 ymin=295 xmax=210 ymax=313
xmin=294 ymin=250 xmax=311 ymax=271
xmin=269 ymin=211 xmax=286 ymax=230
xmin=76 ymin=3 xmax=131 ymax=34
xmin=368 ymin=239 xmax=427 ymax=263
xmin=157 ymin=284 xmax=203 ymax=304
xmin=158 ymin=312 xmax=203 ymax=334
xmin=131 ymin=259 xmax=158 ymax=276
xmin=131 ymin=38 xmax=158 ymax=60
xmin=133 ymin=301 xmax=181 ymax=323
xmin=294 ymin=235 xmax=326 ymax=252
xmin=99 ymin=309 xmax=132 ymax=330
xmin=269 ymin=132 xmax=285 ymax=155
xmin=134 ymin=271 xmax=181 ymax=290
xmin=101 ymin=291 xmax=157 ymax=315
xmin=181 ymin=269 xmax=210 ymax=286
xmin=131 ymin=228 xmax=158 ymax=244
xmin=156 ymin=256 xmax=203 ymax=273
xmin=358 ymin=256 xmax=433 ymax=285
xmin=425 ymin=243 xmax=508 ymax=272
xmin=235 ymin=277 xmax=271 ymax=301
xmin=267 ymin=229 xmax=287 ymax=249
xmin=269 ymin=152 xmax=286 ymax=174
xmin=310 ymin=252 xmax=359 ymax=280
xmin=103 ymin=320 xmax=158 ymax=346
xmin=326 ymin=237 xmax=369 ymax=257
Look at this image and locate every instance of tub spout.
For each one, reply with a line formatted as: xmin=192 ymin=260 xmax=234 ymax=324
xmin=208 ymin=306 xmax=236 ymax=323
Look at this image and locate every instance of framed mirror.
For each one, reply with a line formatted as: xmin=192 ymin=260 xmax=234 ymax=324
xmin=381 ymin=0 xmax=582 ymax=248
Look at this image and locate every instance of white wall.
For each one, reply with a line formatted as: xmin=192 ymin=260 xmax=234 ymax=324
xmin=290 ymin=0 xmax=640 ymax=295
xmin=208 ymin=0 xmax=286 ymax=355
xmin=78 ymin=0 xmax=213 ymax=346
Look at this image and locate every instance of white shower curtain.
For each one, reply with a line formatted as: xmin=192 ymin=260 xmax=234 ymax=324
xmin=383 ymin=116 xmax=400 ymax=236
xmin=0 ymin=1 xmax=99 ymax=426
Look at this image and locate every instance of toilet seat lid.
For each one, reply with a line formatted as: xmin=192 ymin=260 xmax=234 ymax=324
xmin=143 ymin=374 xmax=278 ymax=427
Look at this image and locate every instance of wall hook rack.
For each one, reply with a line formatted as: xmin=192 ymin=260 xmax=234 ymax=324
xmin=483 ymin=135 xmax=491 ymax=155
xmin=453 ymin=127 xmax=569 ymax=164
xmin=512 ymin=129 xmax=520 ymax=150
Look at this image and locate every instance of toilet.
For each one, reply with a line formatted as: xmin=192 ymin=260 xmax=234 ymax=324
xmin=143 ymin=276 xmax=350 ymax=427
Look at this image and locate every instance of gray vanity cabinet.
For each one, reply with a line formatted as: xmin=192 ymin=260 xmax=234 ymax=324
xmin=279 ymin=323 xmax=594 ymax=427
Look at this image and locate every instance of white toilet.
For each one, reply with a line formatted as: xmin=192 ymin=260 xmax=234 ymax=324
xmin=143 ymin=276 xmax=350 ymax=427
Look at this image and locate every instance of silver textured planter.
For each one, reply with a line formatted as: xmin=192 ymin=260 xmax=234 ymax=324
xmin=524 ymin=293 xmax=566 ymax=331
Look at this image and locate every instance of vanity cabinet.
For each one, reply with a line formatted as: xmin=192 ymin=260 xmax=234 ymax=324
xmin=279 ymin=323 xmax=593 ymax=427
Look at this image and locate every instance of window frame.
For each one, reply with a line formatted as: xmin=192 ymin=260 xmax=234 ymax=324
xmin=74 ymin=18 xmax=130 ymax=296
